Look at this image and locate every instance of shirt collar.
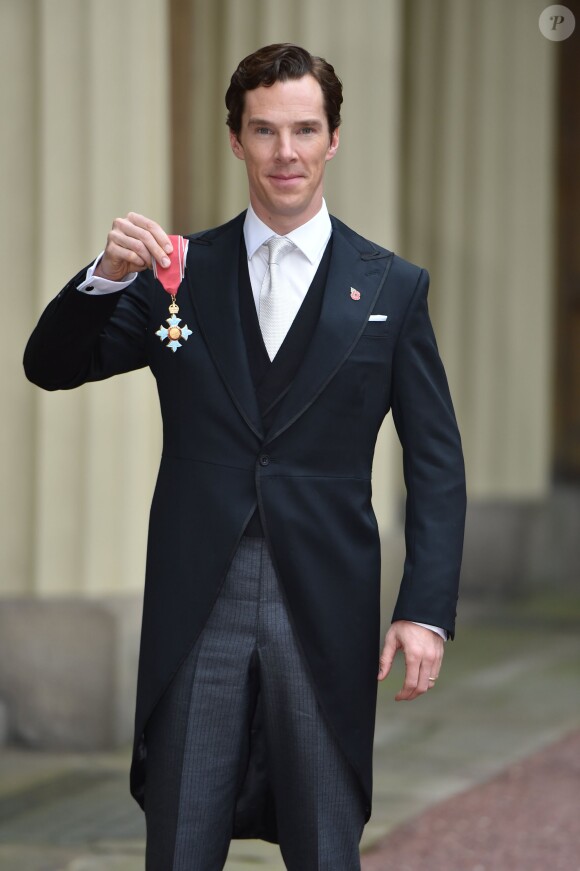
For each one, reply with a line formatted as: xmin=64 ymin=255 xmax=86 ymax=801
xmin=243 ymin=200 xmax=332 ymax=264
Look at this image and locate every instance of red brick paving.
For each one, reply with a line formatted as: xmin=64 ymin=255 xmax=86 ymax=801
xmin=362 ymin=729 xmax=580 ymax=871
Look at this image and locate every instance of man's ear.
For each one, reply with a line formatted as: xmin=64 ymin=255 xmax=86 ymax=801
xmin=325 ymin=128 xmax=340 ymax=162
xmin=229 ymin=130 xmax=245 ymax=160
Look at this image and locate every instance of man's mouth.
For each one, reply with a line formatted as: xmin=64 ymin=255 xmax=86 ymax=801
xmin=269 ymin=174 xmax=304 ymax=184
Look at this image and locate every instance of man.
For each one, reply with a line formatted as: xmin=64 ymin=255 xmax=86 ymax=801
xmin=24 ymin=44 xmax=465 ymax=871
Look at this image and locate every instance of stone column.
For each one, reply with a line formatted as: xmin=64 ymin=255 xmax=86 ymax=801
xmin=401 ymin=0 xmax=556 ymax=590
xmin=0 ymin=1 xmax=38 ymax=599
xmin=0 ymin=0 xmax=170 ymax=747
xmin=33 ymin=0 xmax=170 ymax=598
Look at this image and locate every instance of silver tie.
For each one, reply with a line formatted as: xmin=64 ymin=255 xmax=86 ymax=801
xmin=258 ymin=236 xmax=295 ymax=360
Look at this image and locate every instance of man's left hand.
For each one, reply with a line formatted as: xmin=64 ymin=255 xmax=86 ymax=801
xmin=377 ymin=620 xmax=444 ymax=700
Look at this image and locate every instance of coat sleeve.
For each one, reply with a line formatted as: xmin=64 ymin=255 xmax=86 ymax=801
xmin=23 ymin=267 xmax=154 ymax=391
xmin=390 ymin=268 xmax=466 ymax=638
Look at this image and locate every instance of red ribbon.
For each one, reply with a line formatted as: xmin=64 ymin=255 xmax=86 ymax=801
xmin=153 ymin=235 xmax=188 ymax=295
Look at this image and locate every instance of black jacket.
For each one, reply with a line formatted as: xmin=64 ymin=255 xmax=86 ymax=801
xmin=24 ymin=212 xmax=466 ymax=839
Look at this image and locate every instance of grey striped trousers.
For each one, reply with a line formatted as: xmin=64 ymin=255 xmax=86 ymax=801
xmin=144 ymin=537 xmax=365 ymax=870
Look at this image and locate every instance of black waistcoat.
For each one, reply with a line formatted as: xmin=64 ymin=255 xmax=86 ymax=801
xmin=239 ymin=234 xmax=333 ymax=535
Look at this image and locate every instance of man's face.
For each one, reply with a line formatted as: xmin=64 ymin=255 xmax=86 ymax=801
xmin=229 ymin=75 xmax=339 ymax=234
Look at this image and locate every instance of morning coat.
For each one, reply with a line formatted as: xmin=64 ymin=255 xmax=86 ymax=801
xmin=24 ymin=212 xmax=466 ymax=840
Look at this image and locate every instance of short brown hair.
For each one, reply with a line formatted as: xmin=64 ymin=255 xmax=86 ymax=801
xmin=225 ymin=43 xmax=343 ymax=136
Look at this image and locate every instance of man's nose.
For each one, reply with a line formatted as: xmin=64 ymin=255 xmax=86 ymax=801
xmin=275 ymin=133 xmax=296 ymax=162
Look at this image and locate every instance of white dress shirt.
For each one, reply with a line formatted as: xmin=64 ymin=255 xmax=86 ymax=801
xmin=76 ymin=204 xmax=446 ymax=641
xmin=77 ymin=254 xmax=137 ymax=294
xmin=244 ymin=200 xmax=332 ymax=318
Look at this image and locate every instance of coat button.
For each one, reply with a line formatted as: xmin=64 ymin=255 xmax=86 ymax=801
xmin=258 ymin=454 xmax=270 ymax=466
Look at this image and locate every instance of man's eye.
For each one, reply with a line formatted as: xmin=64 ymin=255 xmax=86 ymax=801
xmin=299 ymin=127 xmax=315 ymax=134
xmin=256 ymin=127 xmax=271 ymax=135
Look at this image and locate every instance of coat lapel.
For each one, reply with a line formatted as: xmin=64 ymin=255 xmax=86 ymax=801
xmin=186 ymin=213 xmax=264 ymax=440
xmin=264 ymin=217 xmax=394 ymax=445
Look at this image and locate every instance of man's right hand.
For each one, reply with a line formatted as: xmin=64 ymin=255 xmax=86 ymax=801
xmin=95 ymin=212 xmax=173 ymax=282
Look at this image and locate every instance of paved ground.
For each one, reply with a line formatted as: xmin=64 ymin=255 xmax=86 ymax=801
xmin=363 ymin=729 xmax=580 ymax=871
xmin=0 ymin=592 xmax=579 ymax=870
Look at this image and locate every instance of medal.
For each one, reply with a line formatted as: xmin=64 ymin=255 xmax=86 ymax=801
xmin=154 ymin=235 xmax=193 ymax=352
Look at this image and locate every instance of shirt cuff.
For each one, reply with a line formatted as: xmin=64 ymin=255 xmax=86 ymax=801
xmin=412 ymin=622 xmax=448 ymax=641
xmin=76 ymin=252 xmax=138 ymax=295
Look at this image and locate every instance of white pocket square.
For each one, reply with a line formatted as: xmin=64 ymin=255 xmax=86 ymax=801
xmin=368 ymin=314 xmax=388 ymax=321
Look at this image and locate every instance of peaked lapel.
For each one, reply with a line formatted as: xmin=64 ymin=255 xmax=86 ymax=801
xmin=186 ymin=212 xmax=264 ymax=440
xmin=263 ymin=217 xmax=394 ymax=445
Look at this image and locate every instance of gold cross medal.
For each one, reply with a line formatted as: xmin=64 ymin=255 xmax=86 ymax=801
xmin=153 ymin=235 xmax=192 ymax=352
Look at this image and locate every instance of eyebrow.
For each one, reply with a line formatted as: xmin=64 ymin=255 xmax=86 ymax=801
xmin=247 ymin=117 xmax=323 ymax=128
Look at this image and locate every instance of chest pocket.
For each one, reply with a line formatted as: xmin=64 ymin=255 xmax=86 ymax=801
xmin=361 ymin=320 xmax=391 ymax=338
